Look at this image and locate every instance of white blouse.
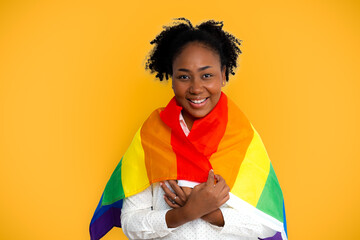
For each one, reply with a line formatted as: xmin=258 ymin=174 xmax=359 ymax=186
xmin=120 ymin=113 xmax=276 ymax=240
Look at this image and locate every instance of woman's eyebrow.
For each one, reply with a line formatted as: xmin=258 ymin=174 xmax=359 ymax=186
xmin=177 ymin=66 xmax=212 ymax=72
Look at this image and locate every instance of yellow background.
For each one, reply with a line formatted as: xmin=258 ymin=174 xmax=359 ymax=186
xmin=0 ymin=0 xmax=359 ymax=239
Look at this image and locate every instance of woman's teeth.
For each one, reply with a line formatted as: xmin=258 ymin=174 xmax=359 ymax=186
xmin=190 ymin=98 xmax=207 ymax=104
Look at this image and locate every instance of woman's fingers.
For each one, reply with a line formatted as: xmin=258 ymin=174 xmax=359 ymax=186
xmin=217 ymin=185 xmax=230 ymax=202
xmin=214 ymin=175 xmax=220 ymax=183
xmin=160 ymin=173 xmax=230 ymax=215
xmin=215 ymin=176 xmax=230 ymax=205
xmin=214 ymin=175 xmax=227 ymax=191
xmin=163 ymin=195 xmax=181 ymax=209
xmin=160 ymin=181 xmax=175 ymax=197
xmin=208 ymin=174 xmax=230 ymax=205
xmin=218 ymin=192 xmax=230 ymax=206
xmin=214 ymin=174 xmax=224 ymax=186
xmin=168 ymin=180 xmax=187 ymax=205
xmin=160 ymin=181 xmax=185 ymax=207
xmin=206 ymin=169 xmax=215 ymax=187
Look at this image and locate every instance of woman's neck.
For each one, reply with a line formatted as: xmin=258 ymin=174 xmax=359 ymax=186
xmin=181 ymin=110 xmax=195 ymax=131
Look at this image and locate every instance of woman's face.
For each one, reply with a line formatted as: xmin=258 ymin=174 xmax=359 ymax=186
xmin=172 ymin=42 xmax=226 ymax=126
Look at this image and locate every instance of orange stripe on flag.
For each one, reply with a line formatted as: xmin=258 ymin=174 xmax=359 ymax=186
xmin=210 ymin=98 xmax=254 ymax=190
xmin=141 ymin=109 xmax=178 ymax=183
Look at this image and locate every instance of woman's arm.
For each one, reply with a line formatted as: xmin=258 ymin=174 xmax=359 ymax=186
xmin=162 ymin=175 xmax=277 ymax=239
xmin=163 ymin=170 xmax=230 ymax=228
xmin=201 ymin=209 xmax=224 ymax=226
xmin=120 ymin=185 xmax=175 ymax=239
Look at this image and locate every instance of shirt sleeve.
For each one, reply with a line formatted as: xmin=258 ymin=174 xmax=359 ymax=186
xmin=120 ymin=185 xmax=176 ymax=239
xmin=216 ymin=205 xmax=277 ymax=238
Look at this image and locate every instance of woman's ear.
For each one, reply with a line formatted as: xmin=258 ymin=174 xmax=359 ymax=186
xmin=221 ymin=66 xmax=226 ymax=86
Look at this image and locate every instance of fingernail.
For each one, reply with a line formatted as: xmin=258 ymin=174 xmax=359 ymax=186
xmin=160 ymin=182 xmax=163 ymax=186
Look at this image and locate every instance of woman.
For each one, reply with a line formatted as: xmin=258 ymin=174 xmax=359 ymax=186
xmin=90 ymin=18 xmax=287 ymax=240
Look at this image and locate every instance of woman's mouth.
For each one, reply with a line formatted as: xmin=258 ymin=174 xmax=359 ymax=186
xmin=187 ymin=97 xmax=209 ymax=108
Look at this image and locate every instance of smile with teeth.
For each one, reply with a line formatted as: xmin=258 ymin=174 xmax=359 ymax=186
xmin=188 ymin=97 xmax=209 ymax=105
xmin=190 ymin=98 xmax=206 ymax=104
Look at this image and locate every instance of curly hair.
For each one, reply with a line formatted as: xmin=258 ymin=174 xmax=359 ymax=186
xmin=145 ymin=18 xmax=242 ymax=81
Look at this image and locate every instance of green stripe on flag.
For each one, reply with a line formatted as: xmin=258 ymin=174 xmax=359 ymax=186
xmin=256 ymin=163 xmax=284 ymax=222
xmin=102 ymin=157 xmax=125 ymax=206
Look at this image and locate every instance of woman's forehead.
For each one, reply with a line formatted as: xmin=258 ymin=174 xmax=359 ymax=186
xmin=172 ymin=42 xmax=221 ymax=68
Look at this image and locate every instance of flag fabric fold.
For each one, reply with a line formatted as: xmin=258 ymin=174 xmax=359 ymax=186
xmin=90 ymin=92 xmax=287 ymax=240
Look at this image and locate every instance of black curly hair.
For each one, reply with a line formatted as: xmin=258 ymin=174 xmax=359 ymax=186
xmin=145 ymin=18 xmax=242 ymax=81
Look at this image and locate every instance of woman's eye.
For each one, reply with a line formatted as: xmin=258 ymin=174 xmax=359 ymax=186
xmin=178 ymin=75 xmax=189 ymax=80
xmin=203 ymin=73 xmax=213 ymax=78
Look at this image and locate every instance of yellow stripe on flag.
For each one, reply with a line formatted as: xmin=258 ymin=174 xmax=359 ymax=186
xmin=231 ymin=125 xmax=271 ymax=206
xmin=121 ymin=129 xmax=150 ymax=197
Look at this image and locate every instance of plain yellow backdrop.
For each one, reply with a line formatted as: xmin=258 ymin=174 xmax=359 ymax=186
xmin=0 ymin=0 xmax=359 ymax=239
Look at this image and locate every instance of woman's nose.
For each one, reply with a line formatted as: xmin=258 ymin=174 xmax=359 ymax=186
xmin=189 ymin=79 xmax=203 ymax=94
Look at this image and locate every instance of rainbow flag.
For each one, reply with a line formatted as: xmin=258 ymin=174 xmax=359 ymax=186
xmin=90 ymin=93 xmax=287 ymax=240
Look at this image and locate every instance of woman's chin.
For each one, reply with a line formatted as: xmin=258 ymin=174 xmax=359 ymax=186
xmin=184 ymin=109 xmax=210 ymax=120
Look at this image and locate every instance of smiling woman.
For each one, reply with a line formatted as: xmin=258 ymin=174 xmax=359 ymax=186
xmin=171 ymin=42 xmax=226 ymax=130
xmin=90 ymin=18 xmax=287 ymax=240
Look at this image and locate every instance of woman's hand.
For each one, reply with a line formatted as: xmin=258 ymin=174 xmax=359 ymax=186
xmin=161 ymin=180 xmax=189 ymax=208
xmin=186 ymin=170 xmax=229 ymax=221
xmin=162 ymin=181 xmax=226 ymax=227
xmin=162 ymin=170 xmax=230 ymax=228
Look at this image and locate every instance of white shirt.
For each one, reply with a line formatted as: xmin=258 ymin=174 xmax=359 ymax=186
xmin=120 ymin=112 xmax=276 ymax=240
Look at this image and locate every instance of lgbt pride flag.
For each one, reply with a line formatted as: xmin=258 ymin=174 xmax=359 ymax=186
xmin=90 ymin=93 xmax=287 ymax=240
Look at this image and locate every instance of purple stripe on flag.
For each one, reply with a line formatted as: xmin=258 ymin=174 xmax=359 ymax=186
xmin=90 ymin=207 xmax=122 ymax=240
xmin=259 ymin=232 xmax=283 ymax=240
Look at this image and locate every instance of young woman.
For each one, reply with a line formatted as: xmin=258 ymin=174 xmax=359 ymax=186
xmin=90 ymin=18 xmax=287 ymax=240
